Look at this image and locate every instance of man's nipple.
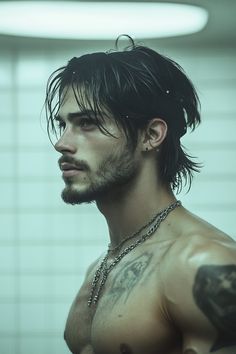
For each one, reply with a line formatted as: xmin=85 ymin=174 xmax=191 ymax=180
xmin=120 ymin=343 xmax=133 ymax=354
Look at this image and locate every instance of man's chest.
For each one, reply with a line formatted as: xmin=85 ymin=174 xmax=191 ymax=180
xmin=64 ymin=247 xmax=181 ymax=354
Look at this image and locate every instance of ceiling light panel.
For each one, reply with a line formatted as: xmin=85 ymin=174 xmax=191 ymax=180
xmin=0 ymin=1 xmax=208 ymax=39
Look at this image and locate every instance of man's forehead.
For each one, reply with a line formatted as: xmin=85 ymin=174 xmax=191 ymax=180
xmin=58 ymin=85 xmax=112 ymax=121
xmin=60 ymin=86 xmax=80 ymax=105
xmin=59 ymin=86 xmax=89 ymax=116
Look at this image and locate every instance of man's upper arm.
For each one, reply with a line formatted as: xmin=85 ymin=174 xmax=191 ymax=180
xmin=162 ymin=236 xmax=236 ymax=354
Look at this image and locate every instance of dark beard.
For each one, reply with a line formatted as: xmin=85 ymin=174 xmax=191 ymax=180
xmin=61 ymin=146 xmax=139 ymax=205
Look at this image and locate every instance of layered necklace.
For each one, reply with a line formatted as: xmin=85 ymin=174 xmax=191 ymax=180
xmin=88 ymin=200 xmax=181 ymax=307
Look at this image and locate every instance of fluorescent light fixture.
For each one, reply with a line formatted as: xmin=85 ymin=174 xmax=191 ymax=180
xmin=0 ymin=1 xmax=208 ymax=39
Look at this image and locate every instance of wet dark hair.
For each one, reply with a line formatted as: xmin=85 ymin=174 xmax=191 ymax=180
xmin=45 ymin=35 xmax=201 ymax=192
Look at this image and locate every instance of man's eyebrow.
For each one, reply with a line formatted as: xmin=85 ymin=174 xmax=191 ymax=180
xmin=69 ymin=110 xmax=97 ymax=120
xmin=54 ymin=110 xmax=96 ymax=122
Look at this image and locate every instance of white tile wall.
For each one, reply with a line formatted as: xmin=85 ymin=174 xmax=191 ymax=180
xmin=0 ymin=214 xmax=16 ymax=241
xmin=0 ymin=182 xmax=15 ymax=208
xmin=0 ymin=38 xmax=236 ymax=354
xmin=0 ymin=303 xmax=17 ymax=332
xmin=0 ymin=121 xmax=15 ymax=146
xmin=0 ymin=338 xmax=16 ymax=354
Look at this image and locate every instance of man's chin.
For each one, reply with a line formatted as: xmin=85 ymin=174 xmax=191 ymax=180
xmin=61 ymin=190 xmax=94 ymax=205
xmin=61 ymin=168 xmax=137 ymax=205
xmin=61 ymin=186 xmax=96 ymax=205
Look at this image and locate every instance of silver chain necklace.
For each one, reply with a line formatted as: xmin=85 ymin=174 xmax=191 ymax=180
xmin=108 ymin=207 xmax=170 ymax=253
xmin=88 ymin=200 xmax=181 ymax=307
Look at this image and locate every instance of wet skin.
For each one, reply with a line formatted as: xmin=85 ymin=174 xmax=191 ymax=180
xmin=64 ymin=241 xmax=183 ymax=354
xmin=64 ymin=228 xmax=236 ymax=354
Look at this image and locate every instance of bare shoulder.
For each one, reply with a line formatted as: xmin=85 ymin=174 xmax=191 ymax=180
xmin=160 ymin=210 xmax=236 ymax=353
xmin=162 ymin=218 xmax=236 ymax=300
xmin=164 ymin=208 xmax=236 ymax=267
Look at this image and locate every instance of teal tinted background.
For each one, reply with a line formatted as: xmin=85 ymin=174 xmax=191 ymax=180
xmin=0 ymin=1 xmax=236 ymax=353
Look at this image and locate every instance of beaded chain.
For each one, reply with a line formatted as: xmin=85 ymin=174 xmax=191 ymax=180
xmin=88 ymin=200 xmax=181 ymax=307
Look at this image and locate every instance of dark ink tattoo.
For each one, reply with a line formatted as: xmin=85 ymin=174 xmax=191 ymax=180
xmin=107 ymin=252 xmax=153 ymax=306
xmin=193 ymin=264 xmax=236 ymax=352
xmin=120 ymin=343 xmax=133 ymax=353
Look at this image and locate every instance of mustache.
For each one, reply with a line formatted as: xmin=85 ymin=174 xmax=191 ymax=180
xmin=58 ymin=156 xmax=90 ymax=171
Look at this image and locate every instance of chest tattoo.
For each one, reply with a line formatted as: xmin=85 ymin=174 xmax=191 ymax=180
xmin=193 ymin=264 xmax=236 ymax=352
xmin=106 ymin=251 xmax=153 ymax=306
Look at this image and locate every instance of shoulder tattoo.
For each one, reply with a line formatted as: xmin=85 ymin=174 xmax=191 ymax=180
xmin=193 ymin=264 xmax=236 ymax=352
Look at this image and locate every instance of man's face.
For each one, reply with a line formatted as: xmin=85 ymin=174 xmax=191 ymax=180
xmin=54 ymin=87 xmax=141 ymax=204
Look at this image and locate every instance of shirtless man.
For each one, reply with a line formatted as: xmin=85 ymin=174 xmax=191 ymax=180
xmin=45 ymin=38 xmax=236 ymax=354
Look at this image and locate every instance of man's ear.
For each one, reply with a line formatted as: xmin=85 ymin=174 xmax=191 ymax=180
xmin=141 ymin=118 xmax=167 ymax=152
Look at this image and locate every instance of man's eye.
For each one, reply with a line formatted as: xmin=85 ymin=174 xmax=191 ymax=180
xmin=78 ymin=118 xmax=96 ymax=129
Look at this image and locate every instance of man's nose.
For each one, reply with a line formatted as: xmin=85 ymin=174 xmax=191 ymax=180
xmin=54 ymin=131 xmax=77 ymax=154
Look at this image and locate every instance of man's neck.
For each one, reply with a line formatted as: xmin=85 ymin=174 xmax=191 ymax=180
xmin=96 ymin=172 xmax=176 ymax=250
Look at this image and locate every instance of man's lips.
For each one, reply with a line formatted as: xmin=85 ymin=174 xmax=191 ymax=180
xmin=60 ymin=162 xmax=86 ymax=178
xmin=60 ymin=162 xmax=84 ymax=171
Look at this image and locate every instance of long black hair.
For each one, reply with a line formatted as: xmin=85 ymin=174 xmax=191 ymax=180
xmin=45 ymin=36 xmax=201 ymax=192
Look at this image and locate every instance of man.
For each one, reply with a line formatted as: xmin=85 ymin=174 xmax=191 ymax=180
xmin=45 ymin=37 xmax=236 ymax=354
